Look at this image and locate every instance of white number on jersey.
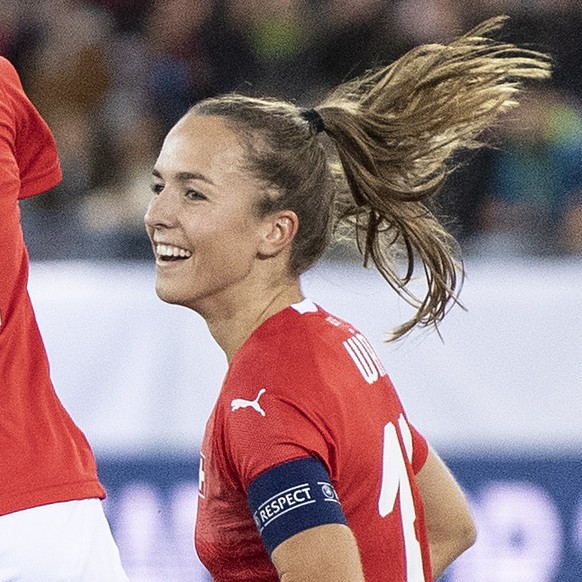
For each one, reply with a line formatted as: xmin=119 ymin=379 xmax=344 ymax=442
xmin=198 ymin=453 xmax=206 ymax=499
xmin=378 ymin=414 xmax=425 ymax=581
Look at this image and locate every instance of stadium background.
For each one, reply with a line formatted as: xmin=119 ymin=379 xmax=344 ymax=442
xmin=3 ymin=1 xmax=582 ymax=580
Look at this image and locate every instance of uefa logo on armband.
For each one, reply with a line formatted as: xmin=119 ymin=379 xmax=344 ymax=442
xmin=319 ymin=482 xmax=340 ymax=502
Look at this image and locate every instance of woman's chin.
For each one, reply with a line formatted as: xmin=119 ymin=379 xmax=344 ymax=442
xmin=155 ymin=283 xmax=185 ymax=306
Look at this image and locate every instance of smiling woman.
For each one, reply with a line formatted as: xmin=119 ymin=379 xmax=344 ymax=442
xmin=145 ymin=114 xmax=298 ymax=329
xmin=144 ymin=16 xmax=549 ymax=582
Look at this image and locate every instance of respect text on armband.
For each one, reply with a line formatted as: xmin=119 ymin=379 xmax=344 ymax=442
xmin=253 ymin=484 xmax=315 ymax=531
xmin=248 ymin=462 xmax=347 ymax=553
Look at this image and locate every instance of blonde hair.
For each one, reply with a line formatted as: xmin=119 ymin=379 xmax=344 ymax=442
xmin=190 ymin=16 xmax=551 ymax=339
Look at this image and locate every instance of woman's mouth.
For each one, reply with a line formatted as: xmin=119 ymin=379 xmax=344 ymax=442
xmin=155 ymin=243 xmax=193 ymax=262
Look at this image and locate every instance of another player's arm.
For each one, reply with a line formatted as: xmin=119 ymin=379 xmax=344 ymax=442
xmin=415 ymin=446 xmax=477 ymax=579
xmin=271 ymin=523 xmax=365 ymax=582
xmin=247 ymin=457 xmax=365 ymax=582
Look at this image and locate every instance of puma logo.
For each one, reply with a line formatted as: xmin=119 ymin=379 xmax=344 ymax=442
xmin=231 ymin=388 xmax=267 ymax=417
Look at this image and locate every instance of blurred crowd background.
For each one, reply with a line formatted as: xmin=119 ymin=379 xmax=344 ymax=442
xmin=2 ymin=0 xmax=582 ymax=261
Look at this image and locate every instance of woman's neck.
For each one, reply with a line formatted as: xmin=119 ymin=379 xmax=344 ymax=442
xmin=203 ymin=281 xmax=303 ymax=363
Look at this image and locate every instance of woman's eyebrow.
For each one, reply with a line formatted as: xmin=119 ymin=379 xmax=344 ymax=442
xmin=151 ymin=168 xmax=215 ymax=185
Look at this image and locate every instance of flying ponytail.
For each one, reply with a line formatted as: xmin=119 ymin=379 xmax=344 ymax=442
xmin=314 ymin=16 xmax=551 ymax=338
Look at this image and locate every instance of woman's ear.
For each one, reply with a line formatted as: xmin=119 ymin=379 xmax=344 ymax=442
xmin=257 ymin=210 xmax=299 ymax=259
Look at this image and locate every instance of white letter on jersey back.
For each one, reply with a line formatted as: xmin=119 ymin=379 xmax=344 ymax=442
xmin=343 ymin=333 xmax=386 ymax=385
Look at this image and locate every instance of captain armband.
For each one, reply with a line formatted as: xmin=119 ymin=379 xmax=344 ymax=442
xmin=247 ymin=457 xmax=347 ymax=554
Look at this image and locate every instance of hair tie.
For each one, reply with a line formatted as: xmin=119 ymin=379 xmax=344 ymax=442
xmin=300 ymin=108 xmax=325 ymax=134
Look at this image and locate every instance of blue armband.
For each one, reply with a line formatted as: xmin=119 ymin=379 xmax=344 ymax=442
xmin=247 ymin=457 xmax=347 ymax=554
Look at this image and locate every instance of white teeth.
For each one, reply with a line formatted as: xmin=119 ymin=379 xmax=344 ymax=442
xmin=156 ymin=244 xmax=192 ymax=258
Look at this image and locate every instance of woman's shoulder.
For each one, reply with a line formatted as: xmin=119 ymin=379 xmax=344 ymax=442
xmin=229 ymin=301 xmax=362 ymax=386
xmin=247 ymin=300 xmax=356 ymax=352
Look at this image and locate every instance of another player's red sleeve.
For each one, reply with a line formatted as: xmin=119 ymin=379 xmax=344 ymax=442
xmin=0 ymin=56 xmax=61 ymax=199
xmin=0 ymin=59 xmax=20 ymax=199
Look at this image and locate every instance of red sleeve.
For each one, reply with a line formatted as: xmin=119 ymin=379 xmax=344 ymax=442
xmin=222 ymin=341 xmax=334 ymax=491
xmin=0 ymin=56 xmax=61 ymax=200
xmin=225 ymin=392 xmax=332 ymax=491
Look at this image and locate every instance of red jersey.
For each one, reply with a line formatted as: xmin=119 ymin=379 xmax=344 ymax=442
xmin=0 ymin=57 xmax=104 ymax=515
xmin=196 ymin=300 xmax=432 ymax=581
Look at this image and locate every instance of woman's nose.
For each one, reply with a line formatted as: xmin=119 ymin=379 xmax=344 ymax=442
xmin=144 ymin=191 xmax=176 ymax=230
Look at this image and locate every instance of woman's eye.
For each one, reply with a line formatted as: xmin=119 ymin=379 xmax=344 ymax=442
xmin=186 ymin=190 xmax=207 ymax=201
xmin=150 ymin=183 xmax=164 ymax=194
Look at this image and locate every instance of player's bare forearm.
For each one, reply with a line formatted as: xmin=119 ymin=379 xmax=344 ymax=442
xmin=416 ymin=447 xmax=477 ymax=579
xmin=272 ymin=524 xmax=365 ymax=582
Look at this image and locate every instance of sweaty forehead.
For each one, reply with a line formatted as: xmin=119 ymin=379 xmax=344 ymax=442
xmin=156 ymin=114 xmax=249 ymax=179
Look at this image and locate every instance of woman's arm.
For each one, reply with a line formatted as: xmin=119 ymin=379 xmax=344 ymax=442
xmin=271 ymin=523 xmax=365 ymax=582
xmin=267 ymin=447 xmax=475 ymax=581
xmin=416 ymin=447 xmax=477 ymax=579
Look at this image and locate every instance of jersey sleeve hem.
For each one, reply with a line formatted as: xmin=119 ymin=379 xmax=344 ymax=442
xmin=0 ymin=480 xmax=105 ymax=517
xmin=18 ymin=161 xmax=62 ymax=199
